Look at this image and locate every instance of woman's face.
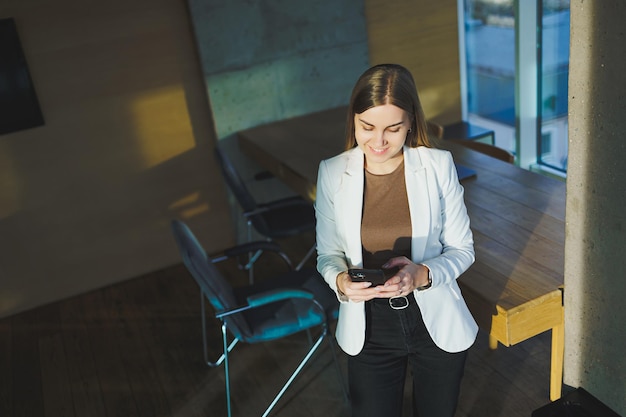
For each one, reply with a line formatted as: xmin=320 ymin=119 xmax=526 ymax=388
xmin=354 ymin=104 xmax=411 ymax=175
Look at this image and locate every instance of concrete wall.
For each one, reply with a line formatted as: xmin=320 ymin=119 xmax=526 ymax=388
xmin=564 ymin=1 xmax=626 ymax=414
xmin=186 ymin=0 xmax=370 ymax=240
xmin=187 ymin=0 xmax=370 ymax=141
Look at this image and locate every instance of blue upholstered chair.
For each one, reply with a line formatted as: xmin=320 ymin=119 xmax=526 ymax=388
xmin=170 ymin=220 xmax=345 ymax=417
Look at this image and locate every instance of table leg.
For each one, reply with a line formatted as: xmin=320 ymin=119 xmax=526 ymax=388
xmin=549 ymin=309 xmax=565 ymax=401
xmin=488 ymin=334 xmax=499 ymax=350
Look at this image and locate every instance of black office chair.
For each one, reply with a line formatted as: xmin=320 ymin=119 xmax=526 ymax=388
xmin=171 ymin=219 xmax=346 ymax=417
xmin=214 ymin=147 xmax=316 ymax=277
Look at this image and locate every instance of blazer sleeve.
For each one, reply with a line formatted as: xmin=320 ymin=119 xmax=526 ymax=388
xmin=314 ymin=159 xmax=349 ymax=299
xmin=420 ymin=151 xmax=475 ymax=288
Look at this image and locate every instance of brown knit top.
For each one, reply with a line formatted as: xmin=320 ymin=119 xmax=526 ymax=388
xmin=361 ymin=160 xmax=412 ymax=269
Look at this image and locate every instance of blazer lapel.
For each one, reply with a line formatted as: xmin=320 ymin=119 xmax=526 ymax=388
xmin=404 ymin=147 xmax=432 ymax=263
xmin=335 ymin=148 xmax=365 ymax=267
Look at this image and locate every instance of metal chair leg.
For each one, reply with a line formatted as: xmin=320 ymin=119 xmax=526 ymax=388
xmin=222 ymin=322 xmax=232 ymax=417
xmin=262 ymin=328 xmax=327 ymax=417
xmin=295 ymin=243 xmax=316 ymax=271
xmin=202 ymin=294 xmax=238 ymax=367
xmin=246 ymin=220 xmax=255 ymax=284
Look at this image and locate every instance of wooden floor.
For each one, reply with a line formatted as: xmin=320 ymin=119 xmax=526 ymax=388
xmin=0 ymin=233 xmax=555 ymax=417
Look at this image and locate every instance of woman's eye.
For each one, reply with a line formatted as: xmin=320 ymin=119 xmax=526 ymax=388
xmin=362 ymin=126 xmax=374 ymax=131
xmin=388 ymin=128 xmax=401 ymax=133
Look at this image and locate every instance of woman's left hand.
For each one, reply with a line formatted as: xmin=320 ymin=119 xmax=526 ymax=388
xmin=376 ymin=256 xmax=430 ymax=298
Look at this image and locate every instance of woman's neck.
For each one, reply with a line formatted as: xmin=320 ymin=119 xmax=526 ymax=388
xmin=364 ymin=151 xmax=404 ymax=175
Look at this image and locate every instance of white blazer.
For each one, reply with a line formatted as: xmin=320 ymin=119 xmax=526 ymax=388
xmin=315 ymin=145 xmax=478 ymax=355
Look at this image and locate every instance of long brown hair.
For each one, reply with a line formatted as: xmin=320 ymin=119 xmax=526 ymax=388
xmin=345 ymin=64 xmax=431 ymax=151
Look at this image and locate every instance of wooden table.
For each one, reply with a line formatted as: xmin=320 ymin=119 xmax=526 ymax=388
xmin=238 ymin=106 xmax=565 ymax=401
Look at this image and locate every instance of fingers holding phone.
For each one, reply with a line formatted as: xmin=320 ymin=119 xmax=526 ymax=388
xmin=336 ymin=271 xmax=382 ymax=302
xmin=343 ymin=267 xmax=400 ymax=299
xmin=348 ymin=268 xmax=387 ymax=286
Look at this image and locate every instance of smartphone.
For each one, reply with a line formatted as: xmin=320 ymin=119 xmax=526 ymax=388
xmin=348 ymin=267 xmax=399 ymax=286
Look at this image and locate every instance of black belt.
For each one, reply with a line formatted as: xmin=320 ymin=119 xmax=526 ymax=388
xmin=370 ymin=293 xmax=415 ymax=310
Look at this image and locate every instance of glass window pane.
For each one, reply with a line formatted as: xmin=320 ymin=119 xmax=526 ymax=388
xmin=539 ymin=0 xmax=570 ymax=172
xmin=464 ymin=0 xmax=517 ymax=153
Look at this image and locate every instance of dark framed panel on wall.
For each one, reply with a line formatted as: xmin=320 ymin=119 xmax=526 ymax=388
xmin=0 ymin=18 xmax=44 ymax=135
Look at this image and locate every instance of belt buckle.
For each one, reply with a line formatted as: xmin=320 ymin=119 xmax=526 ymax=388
xmin=389 ymin=296 xmax=409 ymax=310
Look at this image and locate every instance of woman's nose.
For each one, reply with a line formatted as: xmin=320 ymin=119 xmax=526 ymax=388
xmin=372 ymin=131 xmax=386 ymax=146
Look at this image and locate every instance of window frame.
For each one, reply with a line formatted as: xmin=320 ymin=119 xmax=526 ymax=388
xmin=458 ymin=0 xmax=568 ymax=175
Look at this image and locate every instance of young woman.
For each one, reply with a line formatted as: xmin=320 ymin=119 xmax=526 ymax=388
xmin=315 ymin=64 xmax=478 ymax=417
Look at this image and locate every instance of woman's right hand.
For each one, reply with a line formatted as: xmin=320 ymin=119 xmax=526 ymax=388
xmin=336 ymin=271 xmax=381 ymax=302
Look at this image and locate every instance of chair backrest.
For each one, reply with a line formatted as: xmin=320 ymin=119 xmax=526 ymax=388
xmin=450 ymin=139 xmax=515 ymax=164
xmin=171 ymin=220 xmax=251 ymax=339
xmin=214 ymin=147 xmax=258 ymax=213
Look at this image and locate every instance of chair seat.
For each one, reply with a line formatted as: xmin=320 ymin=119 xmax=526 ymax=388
xmin=234 ymin=269 xmax=338 ymax=343
xmin=255 ymin=198 xmax=316 ymax=238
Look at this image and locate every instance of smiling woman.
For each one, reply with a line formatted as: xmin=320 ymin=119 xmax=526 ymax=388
xmin=315 ymin=63 xmax=477 ymax=417
xmin=354 ymin=104 xmax=410 ymax=175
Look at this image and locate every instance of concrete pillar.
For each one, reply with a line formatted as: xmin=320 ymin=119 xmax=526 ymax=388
xmin=564 ymin=1 xmax=626 ymax=414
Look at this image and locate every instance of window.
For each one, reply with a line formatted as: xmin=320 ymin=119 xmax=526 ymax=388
xmin=459 ymin=0 xmax=570 ymax=174
xmin=541 ymin=130 xmax=553 ymax=158
xmin=538 ymin=1 xmax=570 ymax=172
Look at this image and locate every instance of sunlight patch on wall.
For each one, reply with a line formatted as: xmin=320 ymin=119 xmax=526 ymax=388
xmin=168 ymin=191 xmax=210 ymax=219
xmin=419 ymin=84 xmax=461 ymax=122
xmin=130 ymin=86 xmax=196 ymax=169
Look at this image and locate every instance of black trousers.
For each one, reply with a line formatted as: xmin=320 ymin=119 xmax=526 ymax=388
xmin=347 ymin=295 xmax=468 ymax=417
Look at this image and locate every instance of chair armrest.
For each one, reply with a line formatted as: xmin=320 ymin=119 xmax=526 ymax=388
xmin=246 ymin=288 xmax=314 ymax=307
xmin=210 ymin=240 xmax=293 ymax=269
xmin=253 ymin=170 xmax=274 ymax=181
xmin=221 ymin=241 xmax=284 ymax=258
xmin=243 ymin=196 xmax=311 ymax=217
xmin=215 ymin=288 xmax=323 ymax=320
